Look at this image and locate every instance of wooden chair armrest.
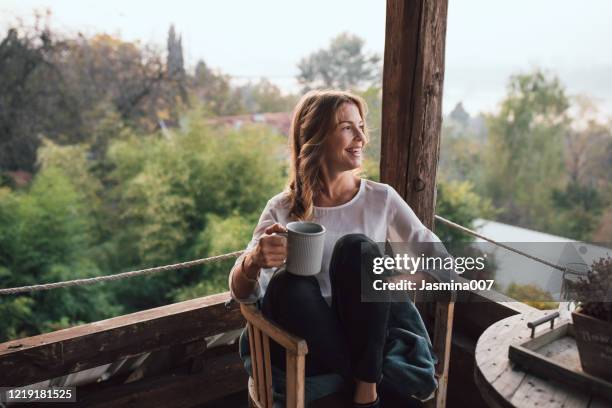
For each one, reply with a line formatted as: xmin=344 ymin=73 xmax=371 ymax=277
xmin=240 ymin=303 xmax=308 ymax=356
xmin=240 ymin=303 xmax=308 ymax=408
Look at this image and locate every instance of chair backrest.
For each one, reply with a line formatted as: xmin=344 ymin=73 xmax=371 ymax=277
xmin=240 ymin=303 xmax=308 ymax=408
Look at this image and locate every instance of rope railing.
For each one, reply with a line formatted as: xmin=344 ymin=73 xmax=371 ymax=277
xmin=433 ymin=215 xmax=567 ymax=273
xmin=0 ymin=251 xmax=244 ymax=295
xmin=0 ymin=216 xmax=584 ymax=295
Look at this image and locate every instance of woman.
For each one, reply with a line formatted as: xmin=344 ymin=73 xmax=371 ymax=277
xmin=229 ymin=89 xmax=442 ymax=407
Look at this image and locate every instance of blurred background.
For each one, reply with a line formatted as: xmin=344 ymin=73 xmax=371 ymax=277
xmin=0 ymin=0 xmax=610 ymax=341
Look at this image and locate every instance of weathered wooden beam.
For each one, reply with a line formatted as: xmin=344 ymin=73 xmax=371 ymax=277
xmin=0 ymin=292 xmax=244 ymax=387
xmin=381 ymin=0 xmax=448 ymax=229
xmin=381 ymin=1 xmax=450 ymax=407
xmin=78 ymin=348 xmax=247 ymax=408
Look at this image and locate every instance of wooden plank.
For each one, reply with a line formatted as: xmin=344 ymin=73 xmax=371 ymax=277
xmin=262 ymin=334 xmax=274 ymax=408
xmin=428 ymin=300 xmax=455 ymax=408
xmin=247 ymin=323 xmax=260 ymax=403
xmin=253 ymin=327 xmax=266 ymax=406
xmin=474 ymin=312 xmax=538 ymax=408
xmin=509 ymin=372 xmax=590 ymax=408
xmin=473 ymin=365 xmax=516 ymax=408
xmin=285 ymin=352 xmax=305 ymax=408
xmin=77 ymin=348 xmax=248 ymax=408
xmin=0 ymin=292 xmax=244 ymax=387
xmin=240 ymin=304 xmax=307 ymax=356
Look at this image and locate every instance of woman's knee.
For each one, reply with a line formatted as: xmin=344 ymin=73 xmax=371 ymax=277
xmin=264 ymin=269 xmax=321 ymax=308
xmin=332 ymin=233 xmax=380 ymax=259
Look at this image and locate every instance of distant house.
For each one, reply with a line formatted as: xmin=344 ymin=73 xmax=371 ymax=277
xmin=206 ymin=112 xmax=292 ymax=136
xmin=473 ymin=218 xmax=610 ymax=297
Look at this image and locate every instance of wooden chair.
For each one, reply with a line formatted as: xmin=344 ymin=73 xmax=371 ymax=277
xmin=240 ymin=293 xmax=453 ymax=408
xmin=241 ymin=302 xmax=308 ymax=408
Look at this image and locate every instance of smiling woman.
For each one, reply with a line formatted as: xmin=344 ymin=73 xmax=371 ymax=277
xmin=228 ymin=89 xmax=444 ymax=406
xmin=326 ymin=102 xmax=366 ymax=171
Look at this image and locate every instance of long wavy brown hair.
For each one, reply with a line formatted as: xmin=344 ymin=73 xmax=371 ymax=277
xmin=285 ymin=89 xmax=370 ymax=221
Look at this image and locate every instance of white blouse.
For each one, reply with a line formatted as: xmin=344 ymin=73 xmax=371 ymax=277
xmin=229 ymin=178 xmax=443 ymax=305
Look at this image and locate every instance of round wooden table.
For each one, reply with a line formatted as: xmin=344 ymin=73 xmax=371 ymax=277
xmin=474 ymin=309 xmax=608 ymax=408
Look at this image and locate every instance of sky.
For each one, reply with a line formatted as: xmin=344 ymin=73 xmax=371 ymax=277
xmin=2 ymin=0 xmax=612 ymax=117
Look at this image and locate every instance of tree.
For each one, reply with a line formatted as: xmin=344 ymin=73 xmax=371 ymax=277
xmin=105 ymin=110 xmax=286 ymax=310
xmin=449 ymin=102 xmax=470 ymax=126
xmin=435 ymin=180 xmax=497 ymax=244
xmin=165 ymin=24 xmax=188 ymax=111
xmin=0 ymin=19 xmax=180 ymax=173
xmin=191 ymin=60 xmax=245 ymax=116
xmin=236 ymin=79 xmax=297 ymax=113
xmin=297 ymin=32 xmax=381 ymax=93
xmin=166 ymin=24 xmax=185 ymax=80
xmin=439 ymin=129 xmax=484 ymax=183
xmin=55 ymin=33 xmax=168 ymax=131
xmin=0 ymin=24 xmax=76 ymax=172
xmin=550 ymin=182 xmax=604 ymax=241
xmin=548 ymin=96 xmax=612 ymax=241
xmin=563 ymin=96 xmax=612 ymax=189
xmin=481 ymin=69 xmax=570 ymax=230
xmin=0 ymin=166 xmax=119 ymax=341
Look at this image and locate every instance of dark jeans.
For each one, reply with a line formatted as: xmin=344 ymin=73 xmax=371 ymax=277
xmin=261 ymin=233 xmax=391 ymax=386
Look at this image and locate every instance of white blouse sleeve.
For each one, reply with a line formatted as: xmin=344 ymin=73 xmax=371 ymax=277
xmin=228 ymin=198 xmax=279 ymax=304
xmin=386 ymin=185 xmax=442 ymax=244
xmin=386 ymin=185 xmax=455 ymax=282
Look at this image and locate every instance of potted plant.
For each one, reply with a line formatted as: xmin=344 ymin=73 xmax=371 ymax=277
xmin=569 ymin=255 xmax=612 ymax=381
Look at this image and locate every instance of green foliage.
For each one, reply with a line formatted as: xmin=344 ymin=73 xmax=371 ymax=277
xmin=482 ymin=69 xmax=569 ymax=230
xmin=505 ymin=283 xmax=559 ymax=310
xmin=0 ymin=107 xmax=288 ymax=338
xmin=435 ymin=180 xmax=498 ymax=244
xmin=104 ymin=112 xmax=286 ymax=310
xmin=0 ymin=293 xmax=34 ymax=340
xmin=567 ymin=256 xmax=612 ymax=322
xmin=0 ymin=167 xmax=118 ymax=341
xmin=441 ymin=74 xmax=611 ymax=242
xmin=0 ymin=22 xmax=184 ymax=172
xmin=297 ymin=32 xmax=381 ymax=92
xmin=550 ymin=182 xmax=605 ymax=241
xmin=0 ymin=26 xmax=76 ymax=171
xmin=439 ymin=115 xmax=487 ymax=184
xmin=191 ymin=60 xmax=245 ymax=116
xmin=172 ymin=212 xmax=258 ymax=301
xmin=237 ymin=79 xmax=297 ymax=114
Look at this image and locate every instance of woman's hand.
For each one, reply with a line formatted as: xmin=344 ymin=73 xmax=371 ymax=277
xmin=249 ymin=223 xmax=288 ymax=269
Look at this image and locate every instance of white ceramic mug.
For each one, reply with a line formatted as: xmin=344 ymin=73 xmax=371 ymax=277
xmin=276 ymin=221 xmax=326 ymax=276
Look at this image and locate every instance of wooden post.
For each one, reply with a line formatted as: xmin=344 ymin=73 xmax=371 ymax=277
xmin=381 ymin=0 xmax=447 ymax=228
xmin=381 ymin=1 xmax=452 ymax=407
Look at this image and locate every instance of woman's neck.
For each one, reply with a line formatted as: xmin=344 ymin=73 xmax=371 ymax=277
xmin=315 ymin=170 xmax=361 ymax=207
